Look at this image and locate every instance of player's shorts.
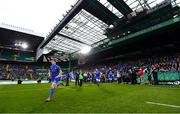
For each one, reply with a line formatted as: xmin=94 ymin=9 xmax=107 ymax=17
xmin=96 ymin=79 xmax=100 ymax=82
xmin=51 ymin=78 xmax=59 ymax=84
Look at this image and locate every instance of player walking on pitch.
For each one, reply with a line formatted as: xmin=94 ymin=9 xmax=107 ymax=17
xmin=95 ymin=68 xmax=101 ymax=87
xmin=46 ymin=60 xmax=62 ymax=102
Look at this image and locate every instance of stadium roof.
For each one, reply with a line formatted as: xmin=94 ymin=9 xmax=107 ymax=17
xmin=0 ymin=24 xmax=44 ymax=52
xmin=0 ymin=23 xmax=44 ymax=37
xmin=40 ymin=0 xmax=180 ymax=58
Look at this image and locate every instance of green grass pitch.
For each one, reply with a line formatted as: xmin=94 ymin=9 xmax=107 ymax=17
xmin=0 ymin=83 xmax=179 ymax=113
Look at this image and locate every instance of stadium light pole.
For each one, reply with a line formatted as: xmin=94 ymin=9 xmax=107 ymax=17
xmin=68 ymin=54 xmax=71 ymax=73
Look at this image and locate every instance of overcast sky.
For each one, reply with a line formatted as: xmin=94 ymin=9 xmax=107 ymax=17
xmin=0 ymin=0 xmax=77 ymax=36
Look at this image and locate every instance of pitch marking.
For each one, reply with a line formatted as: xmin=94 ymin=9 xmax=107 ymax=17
xmin=146 ymin=101 xmax=180 ymax=108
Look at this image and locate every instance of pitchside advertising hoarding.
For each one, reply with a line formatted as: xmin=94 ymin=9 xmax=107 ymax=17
xmin=159 ymin=81 xmax=180 ymax=85
xmin=157 ymin=72 xmax=180 ymax=85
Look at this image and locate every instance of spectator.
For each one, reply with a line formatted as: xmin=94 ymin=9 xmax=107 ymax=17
xmin=152 ymin=64 xmax=159 ymax=85
xmin=17 ymin=77 xmax=22 ymax=84
xmin=117 ymin=70 xmax=121 ymax=84
xmin=108 ymin=69 xmax=113 ymax=83
xmin=75 ymin=71 xmax=79 ymax=86
xmin=66 ymin=73 xmax=70 ymax=86
xmin=147 ymin=66 xmax=153 ymax=85
xmin=139 ymin=68 xmax=145 ymax=85
xmin=79 ymin=71 xmax=84 ymax=87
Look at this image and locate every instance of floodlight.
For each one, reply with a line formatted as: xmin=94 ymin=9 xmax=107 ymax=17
xmin=21 ymin=43 xmax=28 ymax=49
xmin=43 ymin=48 xmax=50 ymax=54
xmin=109 ymin=24 xmax=114 ymax=29
xmin=80 ymin=45 xmax=92 ymax=54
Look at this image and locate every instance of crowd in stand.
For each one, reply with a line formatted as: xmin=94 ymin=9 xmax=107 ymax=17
xmin=71 ymin=55 xmax=180 ymax=86
xmin=1 ymin=55 xmax=180 ymax=85
xmin=0 ymin=64 xmax=39 ymax=80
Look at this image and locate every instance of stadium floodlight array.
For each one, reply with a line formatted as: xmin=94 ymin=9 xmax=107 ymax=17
xmin=80 ymin=45 xmax=92 ymax=54
xmin=15 ymin=42 xmax=28 ymax=49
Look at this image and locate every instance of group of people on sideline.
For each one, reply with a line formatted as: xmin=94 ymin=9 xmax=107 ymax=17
xmin=71 ymin=64 xmax=159 ymax=86
xmin=69 ymin=55 xmax=180 ymax=86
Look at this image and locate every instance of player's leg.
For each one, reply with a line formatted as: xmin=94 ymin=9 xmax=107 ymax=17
xmin=79 ymin=79 xmax=82 ymax=87
xmin=61 ymin=80 xmax=65 ymax=86
xmin=57 ymin=81 xmax=61 ymax=88
xmin=96 ymin=79 xmax=100 ymax=87
xmin=57 ymin=80 xmax=64 ymax=88
xmin=109 ymin=78 xmax=112 ymax=83
xmin=46 ymin=81 xmax=57 ymax=102
xmin=140 ymin=77 xmax=144 ymax=85
xmin=97 ymin=81 xmax=100 ymax=87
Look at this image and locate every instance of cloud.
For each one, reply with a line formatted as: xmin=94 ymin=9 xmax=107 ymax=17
xmin=0 ymin=0 xmax=77 ymax=36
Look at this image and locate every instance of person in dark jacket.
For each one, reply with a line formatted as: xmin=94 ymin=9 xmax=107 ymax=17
xmin=75 ymin=71 xmax=79 ymax=86
xmin=66 ymin=73 xmax=70 ymax=86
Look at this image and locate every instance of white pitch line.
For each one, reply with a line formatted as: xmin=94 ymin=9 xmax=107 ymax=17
xmin=146 ymin=101 xmax=180 ymax=108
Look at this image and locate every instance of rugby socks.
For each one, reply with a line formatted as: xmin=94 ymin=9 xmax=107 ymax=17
xmin=50 ymin=88 xmax=54 ymax=97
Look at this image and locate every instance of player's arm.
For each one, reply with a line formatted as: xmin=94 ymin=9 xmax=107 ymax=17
xmin=60 ymin=69 xmax=62 ymax=74
xmin=48 ymin=70 xmax=51 ymax=78
xmin=100 ymin=72 xmax=102 ymax=77
xmin=56 ymin=68 xmax=62 ymax=78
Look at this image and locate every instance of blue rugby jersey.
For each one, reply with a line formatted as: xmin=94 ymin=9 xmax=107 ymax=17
xmin=49 ymin=65 xmax=61 ymax=79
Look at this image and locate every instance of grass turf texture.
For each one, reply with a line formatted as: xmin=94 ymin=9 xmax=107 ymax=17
xmin=0 ymin=83 xmax=179 ymax=113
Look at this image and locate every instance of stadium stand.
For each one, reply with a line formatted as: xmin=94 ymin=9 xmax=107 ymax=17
xmin=74 ymin=54 xmax=180 ymax=84
xmin=0 ymin=63 xmax=39 ymax=80
xmin=0 ymin=48 xmax=35 ymax=62
xmin=0 ymin=61 xmax=77 ymax=81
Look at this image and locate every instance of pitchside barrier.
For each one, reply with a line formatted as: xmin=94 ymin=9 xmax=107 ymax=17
xmin=137 ymin=71 xmax=180 ymax=84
